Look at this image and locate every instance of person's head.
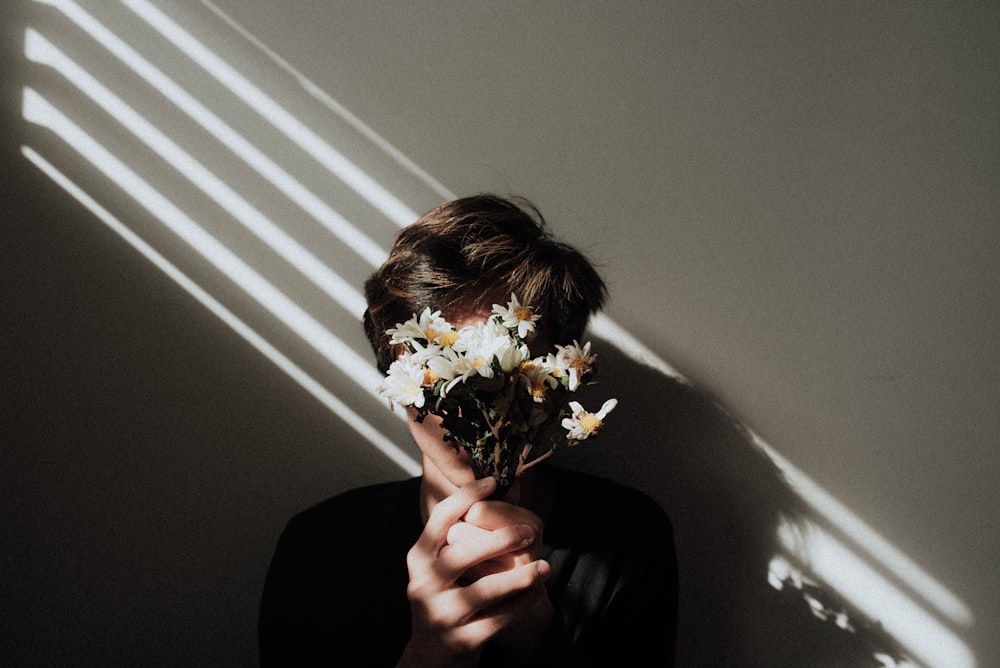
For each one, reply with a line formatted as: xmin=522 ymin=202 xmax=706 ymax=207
xmin=363 ymin=194 xmax=608 ymax=373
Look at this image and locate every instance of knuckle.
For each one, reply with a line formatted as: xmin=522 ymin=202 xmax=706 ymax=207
xmin=448 ymin=631 xmax=482 ymax=655
xmin=440 ymin=541 xmax=467 ymax=565
xmin=504 ymin=524 xmax=533 ymax=549
xmin=515 ymin=563 xmax=540 ymax=589
xmin=406 ymin=578 xmax=429 ymax=601
xmin=425 ymin=600 xmax=463 ymax=632
xmin=405 ymin=546 xmax=424 ymax=571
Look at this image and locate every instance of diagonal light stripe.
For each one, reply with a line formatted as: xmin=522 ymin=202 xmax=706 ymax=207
xmin=585 ymin=269 xmax=972 ymax=630
xmin=119 ymin=0 xmax=420 ymax=228
xmin=20 ymin=143 xmax=421 ymax=477
xmin=593 ymin=306 xmax=974 ymax=628
xmin=762 ymin=437 xmax=974 ymax=628
xmin=22 ymin=87 xmax=385 ymax=407
xmin=586 ymin=269 xmax=972 ymax=629
xmin=33 ymin=0 xmax=387 ymax=268
xmin=593 ymin=298 xmax=972 ymax=626
xmin=778 ymin=521 xmax=974 ymax=668
xmin=25 ymin=28 xmax=367 ymax=319
xmin=198 ymin=0 xmax=455 ymax=202
xmin=589 ymin=313 xmax=685 ymax=381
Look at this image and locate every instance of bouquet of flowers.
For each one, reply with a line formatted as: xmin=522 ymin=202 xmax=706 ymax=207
xmin=378 ymin=294 xmax=618 ymax=497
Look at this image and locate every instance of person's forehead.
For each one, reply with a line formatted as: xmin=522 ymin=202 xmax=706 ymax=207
xmin=444 ymin=309 xmax=492 ymax=329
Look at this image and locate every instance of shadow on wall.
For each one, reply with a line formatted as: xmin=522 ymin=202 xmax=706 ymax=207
xmin=559 ymin=339 xmax=907 ymax=667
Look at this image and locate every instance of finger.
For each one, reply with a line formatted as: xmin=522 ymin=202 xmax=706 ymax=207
xmin=461 ymin=550 xmax=530 ymax=582
xmin=464 ymin=501 xmax=544 ymax=561
xmin=436 ymin=523 xmax=535 ymax=581
xmin=417 ymin=477 xmax=497 ymax=555
xmin=432 ymin=559 xmax=550 ymax=630
xmin=459 ymin=560 xmax=551 ymax=613
xmin=448 ymin=522 xmax=530 ymax=581
xmin=464 ymin=500 xmax=542 ymax=533
xmin=446 ymin=520 xmax=489 ymax=547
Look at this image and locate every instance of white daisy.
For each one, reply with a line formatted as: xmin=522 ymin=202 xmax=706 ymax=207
xmin=442 ymin=354 xmax=495 ymax=395
xmin=552 ymin=340 xmax=596 ymax=391
xmin=496 ymin=340 xmax=530 ymax=373
xmin=519 ymin=359 xmax=559 ymax=403
xmin=492 ymin=294 xmax=541 ymax=339
xmin=426 ymin=346 xmax=462 ymax=382
xmin=453 ymin=321 xmax=509 ymax=363
xmin=407 ymin=339 xmax=444 ymax=366
xmin=387 ymin=308 xmax=453 ymax=345
xmin=435 ymin=324 xmax=503 ymax=394
xmin=378 ymin=354 xmax=430 ymax=408
xmin=561 ymin=399 xmax=618 ymax=440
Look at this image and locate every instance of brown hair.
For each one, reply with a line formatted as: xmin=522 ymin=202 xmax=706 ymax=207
xmin=363 ymin=194 xmax=608 ymax=373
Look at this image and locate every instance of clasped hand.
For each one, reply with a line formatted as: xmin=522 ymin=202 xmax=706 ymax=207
xmin=398 ymin=477 xmax=553 ymax=667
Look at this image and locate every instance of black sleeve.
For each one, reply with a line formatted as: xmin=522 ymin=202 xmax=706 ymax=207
xmin=585 ymin=501 xmax=678 ymax=667
xmin=539 ymin=470 xmax=679 ymax=667
xmin=257 ymin=482 xmax=418 ymax=667
xmin=258 ymin=515 xmax=329 ymax=666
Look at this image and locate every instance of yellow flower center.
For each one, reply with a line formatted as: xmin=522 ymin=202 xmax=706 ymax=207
xmin=421 ymin=369 xmax=438 ymax=387
xmin=579 ymin=413 xmax=602 ymax=434
xmin=424 ymin=328 xmax=441 ymax=341
xmin=471 ymin=357 xmax=486 ymax=368
xmin=515 ymin=307 xmax=534 ymax=321
xmin=438 ymin=330 xmax=459 ymax=347
xmin=530 ymin=380 xmax=548 ymax=398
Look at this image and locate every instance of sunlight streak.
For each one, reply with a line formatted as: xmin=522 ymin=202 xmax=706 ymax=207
xmin=778 ymin=520 xmax=975 ymax=668
xmin=589 ymin=313 xmax=686 ymax=381
xmin=22 ymin=87 xmax=384 ymax=406
xmin=32 ymin=0 xmax=387 ymax=268
xmin=197 ymin=0 xmax=455 ymax=202
xmin=587 ymin=297 xmax=973 ymax=632
xmin=119 ymin=0 xmax=419 ymax=227
xmin=761 ymin=435 xmax=974 ymax=628
xmin=20 ymin=144 xmax=421 ymax=477
xmin=25 ymin=28 xmax=367 ymax=318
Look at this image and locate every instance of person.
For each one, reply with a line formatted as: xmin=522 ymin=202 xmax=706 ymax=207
xmin=258 ymin=194 xmax=678 ymax=666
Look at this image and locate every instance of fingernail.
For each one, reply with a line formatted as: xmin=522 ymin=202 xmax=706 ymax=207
xmin=518 ymin=524 xmax=535 ymax=546
xmin=536 ymin=560 xmax=551 ymax=579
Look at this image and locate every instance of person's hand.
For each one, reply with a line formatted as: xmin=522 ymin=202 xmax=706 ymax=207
xmin=450 ymin=493 xmax=555 ymax=661
xmin=396 ymin=477 xmax=552 ymax=668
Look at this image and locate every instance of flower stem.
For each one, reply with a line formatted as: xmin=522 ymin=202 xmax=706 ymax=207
xmin=517 ymin=448 xmax=554 ymax=475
